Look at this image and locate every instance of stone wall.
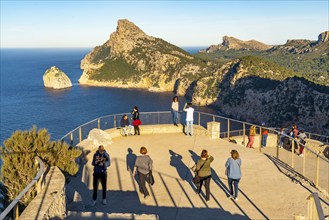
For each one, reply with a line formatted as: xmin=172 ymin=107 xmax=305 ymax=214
xmin=19 ymin=166 xmax=66 ymax=220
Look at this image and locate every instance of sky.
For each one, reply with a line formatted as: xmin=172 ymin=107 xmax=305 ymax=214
xmin=1 ymin=0 xmax=328 ymax=48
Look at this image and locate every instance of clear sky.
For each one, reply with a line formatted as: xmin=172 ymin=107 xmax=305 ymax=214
xmin=1 ymin=0 xmax=328 ymax=48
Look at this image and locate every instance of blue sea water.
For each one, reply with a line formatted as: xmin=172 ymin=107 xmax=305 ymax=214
xmin=0 ymin=47 xmax=212 ymax=145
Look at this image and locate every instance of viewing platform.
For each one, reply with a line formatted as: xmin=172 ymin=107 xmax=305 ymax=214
xmin=2 ymin=112 xmax=328 ymax=220
xmin=65 ymin=122 xmax=328 ymax=219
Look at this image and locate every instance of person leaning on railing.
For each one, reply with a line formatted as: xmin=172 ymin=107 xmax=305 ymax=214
xmin=246 ymin=125 xmax=256 ymax=148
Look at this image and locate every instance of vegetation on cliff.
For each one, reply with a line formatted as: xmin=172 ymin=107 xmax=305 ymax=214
xmin=78 ymin=19 xmax=329 ymax=134
xmin=0 ymin=127 xmax=81 ymax=212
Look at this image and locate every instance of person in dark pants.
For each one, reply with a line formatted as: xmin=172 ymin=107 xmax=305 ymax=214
xmin=132 ymin=106 xmax=141 ymax=135
xmin=92 ymin=145 xmax=110 ymax=206
xmin=133 ymin=146 xmax=153 ymax=199
xmin=225 ymin=150 xmax=242 ymax=201
xmin=194 ymin=149 xmax=214 ymax=201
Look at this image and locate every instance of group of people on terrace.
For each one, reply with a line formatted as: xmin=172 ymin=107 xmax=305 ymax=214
xmin=119 ymin=96 xmax=195 ymax=137
xmin=91 ymin=145 xmax=242 ymax=206
xmin=246 ymin=122 xmax=307 ymax=157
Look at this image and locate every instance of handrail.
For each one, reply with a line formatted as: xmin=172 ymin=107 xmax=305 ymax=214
xmin=59 ymin=110 xmax=329 ymax=192
xmin=307 ymin=193 xmax=325 ymax=220
xmin=0 ymin=156 xmax=45 ymax=220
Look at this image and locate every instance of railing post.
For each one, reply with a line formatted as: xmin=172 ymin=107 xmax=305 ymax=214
xmin=227 ymin=119 xmax=230 ymax=139
xmin=291 ymin=141 xmax=295 ymax=168
xmin=70 ymin=132 xmax=73 ymax=144
xmin=158 ymin=112 xmax=160 ymax=124
xmin=259 ymin=127 xmax=262 ymax=152
xmin=13 ymin=204 xmax=19 ymax=220
xmin=315 ymin=156 xmax=320 ymax=188
xmin=243 ymin=123 xmax=246 ymax=147
xmin=303 ymin=149 xmax=306 ymax=176
xmin=198 ymin=112 xmax=201 ymax=125
xmin=307 ymin=196 xmax=314 ymax=220
xmin=79 ymin=127 xmax=82 ymax=143
xmin=213 ymin=116 xmax=215 ymax=122
xmin=98 ymin=119 xmax=100 ymax=129
xmin=276 ymin=138 xmax=279 ymax=159
xmin=114 ymin=116 xmax=117 ymax=128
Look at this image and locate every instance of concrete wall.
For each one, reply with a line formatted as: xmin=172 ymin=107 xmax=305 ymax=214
xmin=19 ymin=166 xmax=66 ymax=220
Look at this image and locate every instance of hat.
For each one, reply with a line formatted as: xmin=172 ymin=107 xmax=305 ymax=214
xmin=261 ymin=122 xmax=265 ymax=126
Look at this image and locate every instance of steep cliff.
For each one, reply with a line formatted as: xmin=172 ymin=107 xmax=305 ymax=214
xmin=191 ymin=56 xmax=329 ymax=134
xmin=197 ymin=31 xmax=329 ymax=86
xmin=78 ymin=19 xmax=329 ymax=134
xmin=204 ymin=36 xmax=272 ymax=53
xmin=79 ymin=19 xmax=212 ymax=94
xmin=43 ymin=66 xmax=72 ymax=89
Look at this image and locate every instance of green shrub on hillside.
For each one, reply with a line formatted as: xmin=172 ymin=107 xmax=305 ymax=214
xmin=0 ymin=126 xmax=81 ymax=210
xmin=91 ymin=57 xmax=140 ymax=81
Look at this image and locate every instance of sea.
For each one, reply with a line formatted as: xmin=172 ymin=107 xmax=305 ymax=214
xmin=0 ymin=46 xmax=210 ymax=146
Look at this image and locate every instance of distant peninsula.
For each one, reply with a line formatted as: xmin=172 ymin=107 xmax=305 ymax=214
xmin=78 ymin=19 xmax=329 ymax=135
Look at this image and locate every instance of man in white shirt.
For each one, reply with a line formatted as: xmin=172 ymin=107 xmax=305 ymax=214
xmin=183 ymin=103 xmax=194 ymax=136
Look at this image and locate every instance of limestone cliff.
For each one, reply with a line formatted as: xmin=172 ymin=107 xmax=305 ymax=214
xmin=269 ymin=31 xmax=329 ymax=55
xmin=43 ymin=66 xmax=72 ymax=89
xmin=190 ymin=57 xmax=329 ymax=134
xmin=204 ymin=36 xmax=272 ymax=53
xmin=78 ymin=19 xmax=329 ymax=135
xmin=79 ymin=19 xmax=211 ymax=94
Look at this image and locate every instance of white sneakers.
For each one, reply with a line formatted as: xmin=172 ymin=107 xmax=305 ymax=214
xmin=235 ymin=197 xmax=239 ymax=201
xmin=299 ymin=154 xmax=304 ymax=157
xmin=92 ymin=199 xmax=107 ymax=206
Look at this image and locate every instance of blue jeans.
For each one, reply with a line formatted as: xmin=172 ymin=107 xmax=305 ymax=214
xmin=262 ymin=134 xmax=268 ymax=147
xmin=186 ymin=120 xmax=193 ymax=135
xmin=172 ymin=110 xmax=178 ymax=124
xmin=228 ymin=178 xmax=240 ymax=198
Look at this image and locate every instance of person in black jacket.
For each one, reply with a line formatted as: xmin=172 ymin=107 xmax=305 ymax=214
xmin=120 ymin=114 xmax=133 ymax=136
xmin=91 ymin=145 xmax=110 ymax=206
xmin=132 ymin=106 xmax=141 ymax=135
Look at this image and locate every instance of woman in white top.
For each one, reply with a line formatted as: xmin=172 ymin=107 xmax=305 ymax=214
xmin=171 ymin=96 xmax=179 ymax=126
xmin=183 ymin=102 xmax=194 ymax=136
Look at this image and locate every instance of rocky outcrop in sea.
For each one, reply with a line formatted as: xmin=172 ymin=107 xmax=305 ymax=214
xmin=43 ymin=66 xmax=72 ymax=89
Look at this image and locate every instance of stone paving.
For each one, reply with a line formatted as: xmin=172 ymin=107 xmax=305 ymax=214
xmin=66 ymin=126 xmax=329 ymax=219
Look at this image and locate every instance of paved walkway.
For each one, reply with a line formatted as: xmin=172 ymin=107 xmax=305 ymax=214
xmin=66 ymin=129 xmax=329 ymax=219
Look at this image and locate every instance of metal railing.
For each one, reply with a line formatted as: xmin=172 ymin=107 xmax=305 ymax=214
xmin=307 ymin=193 xmax=325 ymax=220
xmin=60 ymin=111 xmax=329 ymax=192
xmin=0 ymin=157 xmax=45 ymax=220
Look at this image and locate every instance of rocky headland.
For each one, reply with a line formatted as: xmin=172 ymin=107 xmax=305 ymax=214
xmin=79 ymin=19 xmax=329 ymax=135
xmin=43 ymin=66 xmax=72 ymax=89
xmin=202 ymin=36 xmax=273 ymax=53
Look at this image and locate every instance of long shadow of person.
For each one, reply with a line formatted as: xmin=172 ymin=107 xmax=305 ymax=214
xmin=211 ymin=168 xmax=231 ymax=197
xmin=126 ymin=148 xmax=142 ymax=192
xmin=126 ymin=148 xmax=137 ymax=172
xmin=169 ymin=149 xmax=196 ymax=190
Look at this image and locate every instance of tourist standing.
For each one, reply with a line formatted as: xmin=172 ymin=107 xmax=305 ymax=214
xmin=298 ymin=130 xmax=307 ymax=157
xmin=225 ymin=150 xmax=241 ymax=201
xmin=195 ymin=149 xmax=214 ymax=201
xmin=171 ymin=96 xmax=179 ymax=126
xmin=92 ymin=145 xmax=110 ymax=206
xmin=132 ymin=106 xmax=141 ymax=135
xmin=278 ymin=127 xmax=285 ymax=148
xmin=133 ymin=146 xmax=153 ymax=198
xmin=120 ymin=114 xmax=133 ymax=136
xmin=292 ymin=124 xmax=299 ymax=151
xmin=183 ymin=102 xmax=194 ymax=136
xmin=246 ymin=125 xmax=256 ymax=148
xmin=261 ymin=122 xmax=269 ymax=148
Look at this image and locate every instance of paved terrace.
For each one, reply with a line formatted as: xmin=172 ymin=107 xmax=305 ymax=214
xmin=66 ymin=125 xmax=329 ymax=220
